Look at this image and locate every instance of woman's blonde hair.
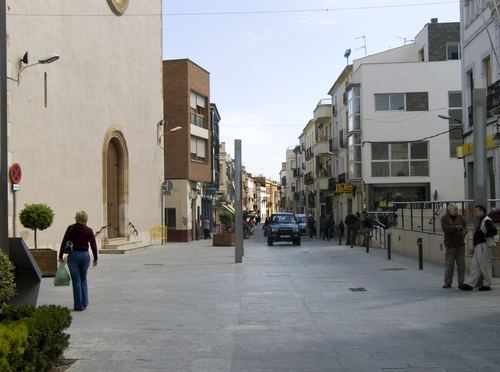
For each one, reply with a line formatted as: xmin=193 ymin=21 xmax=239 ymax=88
xmin=75 ymin=211 xmax=88 ymax=224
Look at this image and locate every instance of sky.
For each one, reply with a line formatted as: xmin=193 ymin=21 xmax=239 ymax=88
xmin=162 ymin=0 xmax=460 ymax=180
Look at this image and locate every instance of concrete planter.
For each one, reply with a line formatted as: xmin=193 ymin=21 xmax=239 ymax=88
xmin=31 ymin=249 xmax=58 ymax=278
xmin=213 ymin=233 xmax=235 ymax=247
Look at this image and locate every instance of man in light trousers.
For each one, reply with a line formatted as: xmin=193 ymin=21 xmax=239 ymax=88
xmin=460 ymin=205 xmax=498 ymax=292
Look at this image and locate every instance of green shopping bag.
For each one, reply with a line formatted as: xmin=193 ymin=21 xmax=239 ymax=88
xmin=54 ymin=263 xmax=71 ymax=286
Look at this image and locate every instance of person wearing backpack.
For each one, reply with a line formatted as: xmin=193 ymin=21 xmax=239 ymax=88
xmin=460 ymin=205 xmax=498 ymax=292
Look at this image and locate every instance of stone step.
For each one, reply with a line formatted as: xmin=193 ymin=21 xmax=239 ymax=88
xmin=100 ymin=239 xmax=152 ymax=254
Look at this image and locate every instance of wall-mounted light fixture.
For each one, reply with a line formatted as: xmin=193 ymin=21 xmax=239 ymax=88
xmin=10 ymin=52 xmax=60 ymax=84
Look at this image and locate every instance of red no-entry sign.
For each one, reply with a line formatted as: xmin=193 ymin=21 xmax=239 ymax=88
xmin=9 ymin=163 xmax=22 ymax=184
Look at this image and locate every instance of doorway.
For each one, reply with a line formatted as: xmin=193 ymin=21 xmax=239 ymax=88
xmin=107 ymin=139 xmax=120 ymax=238
xmin=103 ymin=130 xmax=129 ymax=240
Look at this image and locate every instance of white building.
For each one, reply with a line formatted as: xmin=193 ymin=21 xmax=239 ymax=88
xmin=460 ymin=0 xmax=500 ymax=204
xmin=335 ymin=19 xmax=465 ymax=212
xmin=6 ymin=0 xmax=164 ymax=249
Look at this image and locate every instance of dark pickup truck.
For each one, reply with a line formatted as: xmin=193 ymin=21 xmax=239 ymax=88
xmin=267 ymin=213 xmax=301 ymax=246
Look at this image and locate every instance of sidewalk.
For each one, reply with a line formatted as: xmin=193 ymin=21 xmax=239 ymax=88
xmin=38 ymin=235 xmax=500 ymax=371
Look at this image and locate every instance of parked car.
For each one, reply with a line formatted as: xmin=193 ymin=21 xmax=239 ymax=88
xmin=267 ymin=213 xmax=301 ymax=246
xmin=295 ymin=214 xmax=307 ymax=235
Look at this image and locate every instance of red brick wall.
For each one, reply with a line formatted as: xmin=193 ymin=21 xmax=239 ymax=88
xmin=163 ymin=59 xmax=212 ymax=182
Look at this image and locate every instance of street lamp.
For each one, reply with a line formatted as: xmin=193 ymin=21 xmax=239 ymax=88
xmin=15 ymin=52 xmax=60 ymax=84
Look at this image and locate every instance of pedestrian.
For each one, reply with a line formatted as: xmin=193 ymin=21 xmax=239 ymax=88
xmin=59 ymin=211 xmax=98 ymax=312
xmin=308 ymin=216 xmax=316 ymax=238
xmin=345 ymin=212 xmax=358 ymax=246
xmin=202 ymin=217 xmax=211 ymax=239
xmin=355 ymin=212 xmax=362 ymax=245
xmin=440 ymin=204 xmax=467 ymax=289
xmin=338 ymin=220 xmax=345 ymax=244
xmin=460 ymin=205 xmax=498 ymax=291
xmin=361 ymin=211 xmax=374 ymax=247
xmin=320 ymin=216 xmax=327 ymax=240
xmin=328 ymin=215 xmax=335 ymax=240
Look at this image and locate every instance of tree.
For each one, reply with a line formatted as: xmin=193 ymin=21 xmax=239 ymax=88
xmin=218 ymin=211 xmax=234 ymax=232
xmin=19 ymin=204 xmax=55 ymax=251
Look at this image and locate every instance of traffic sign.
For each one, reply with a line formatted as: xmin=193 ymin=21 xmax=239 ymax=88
xmin=162 ymin=180 xmax=173 ymax=195
xmin=9 ymin=163 xmax=22 ymax=184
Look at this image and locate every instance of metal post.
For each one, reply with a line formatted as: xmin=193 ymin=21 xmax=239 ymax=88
xmin=315 ymin=183 xmax=321 ymax=238
xmin=365 ymin=230 xmax=369 ymax=253
xmin=473 ymin=89 xmax=488 ymax=208
xmin=12 ymin=189 xmax=16 ymax=238
xmin=387 ymin=231 xmax=392 ymax=260
xmin=0 ymin=0 xmax=8 ymax=254
xmin=420 ymin=204 xmax=424 ymax=232
xmin=234 ymin=140 xmax=244 ymax=263
xmin=417 ymin=238 xmax=423 ymax=270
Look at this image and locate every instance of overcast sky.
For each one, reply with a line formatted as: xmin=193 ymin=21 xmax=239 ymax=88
xmin=162 ymin=0 xmax=460 ymax=180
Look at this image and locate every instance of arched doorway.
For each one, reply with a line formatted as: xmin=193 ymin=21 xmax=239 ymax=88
xmin=103 ymin=130 xmax=129 ymax=240
xmin=107 ymin=139 xmax=120 ymax=238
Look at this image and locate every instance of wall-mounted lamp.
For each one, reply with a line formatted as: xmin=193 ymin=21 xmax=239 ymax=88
xmin=11 ymin=52 xmax=60 ymax=84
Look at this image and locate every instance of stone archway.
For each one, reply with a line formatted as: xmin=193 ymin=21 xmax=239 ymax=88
xmin=103 ymin=129 xmax=129 ymax=239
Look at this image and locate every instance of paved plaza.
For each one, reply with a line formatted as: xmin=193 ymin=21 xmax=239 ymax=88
xmin=39 ymin=229 xmax=500 ymax=371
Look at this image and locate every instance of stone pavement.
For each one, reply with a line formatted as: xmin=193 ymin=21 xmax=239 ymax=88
xmin=38 ymin=229 xmax=500 ymax=372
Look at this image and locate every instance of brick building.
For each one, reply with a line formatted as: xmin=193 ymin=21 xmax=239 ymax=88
xmin=163 ymin=59 xmax=214 ymax=242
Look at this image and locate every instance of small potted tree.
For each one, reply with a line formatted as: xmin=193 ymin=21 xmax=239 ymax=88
xmin=19 ymin=204 xmax=57 ymax=277
xmin=213 ymin=211 xmax=235 ymax=246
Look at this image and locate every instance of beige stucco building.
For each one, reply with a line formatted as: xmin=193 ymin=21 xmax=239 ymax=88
xmin=6 ymin=0 xmax=164 ymax=250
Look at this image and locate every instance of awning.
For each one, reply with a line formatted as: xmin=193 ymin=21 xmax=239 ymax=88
xmin=222 ymin=204 xmax=236 ymax=214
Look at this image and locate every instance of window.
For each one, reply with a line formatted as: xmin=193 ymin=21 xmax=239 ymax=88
xmin=347 ymin=132 xmax=362 ymax=179
xmin=190 ymin=91 xmax=207 ymax=128
xmin=190 ymin=136 xmax=207 ymax=162
xmin=347 ymin=86 xmax=361 ymax=132
xmin=446 ymin=43 xmax=461 ymax=60
xmin=375 ymin=93 xmax=405 ymax=111
xmin=165 ymin=208 xmax=176 ymax=228
xmin=448 ymin=92 xmax=463 ymax=157
xmin=371 ymin=142 xmax=429 ymax=177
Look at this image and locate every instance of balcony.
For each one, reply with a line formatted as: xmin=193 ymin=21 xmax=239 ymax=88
xmin=304 ymin=172 xmax=315 ymax=185
xmin=305 ymin=147 xmax=314 ymax=161
xmin=314 ymin=140 xmax=331 ymax=156
xmin=487 ymin=79 xmax=500 ymax=115
xmin=314 ymin=98 xmax=332 ymax=122
xmin=293 ymin=168 xmax=302 ymax=178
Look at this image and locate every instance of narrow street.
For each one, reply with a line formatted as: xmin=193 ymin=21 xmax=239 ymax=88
xmin=39 ymin=227 xmax=500 ymax=372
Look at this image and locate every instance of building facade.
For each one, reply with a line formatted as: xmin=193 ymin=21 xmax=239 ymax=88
xmin=6 ymin=0 xmax=164 ymax=249
xmin=460 ymin=1 xmax=500 ymax=205
xmin=163 ymin=59 xmax=213 ymax=242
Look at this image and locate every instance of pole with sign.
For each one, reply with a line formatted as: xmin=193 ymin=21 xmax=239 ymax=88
xmin=9 ymin=163 xmax=22 ymax=238
xmin=234 ymin=140 xmax=244 ymax=263
xmin=160 ymin=180 xmax=173 ymax=244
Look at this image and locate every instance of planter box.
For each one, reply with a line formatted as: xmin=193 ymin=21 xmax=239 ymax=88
xmin=31 ymin=249 xmax=58 ymax=278
xmin=213 ymin=233 xmax=235 ymax=247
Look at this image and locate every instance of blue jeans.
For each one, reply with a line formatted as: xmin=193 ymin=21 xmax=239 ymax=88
xmin=68 ymin=251 xmax=90 ymax=310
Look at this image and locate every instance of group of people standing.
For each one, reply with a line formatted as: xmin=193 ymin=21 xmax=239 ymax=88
xmin=441 ymin=204 xmax=498 ymax=291
xmin=307 ymin=211 xmax=375 ymax=245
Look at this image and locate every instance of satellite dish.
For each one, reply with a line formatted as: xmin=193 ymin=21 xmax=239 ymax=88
xmin=344 ymin=49 xmax=352 ymax=59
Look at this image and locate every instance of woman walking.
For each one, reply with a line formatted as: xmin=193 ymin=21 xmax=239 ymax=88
xmin=59 ymin=211 xmax=98 ymax=311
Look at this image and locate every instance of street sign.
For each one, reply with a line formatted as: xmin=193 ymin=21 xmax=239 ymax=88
xmin=161 ymin=180 xmax=173 ymax=195
xmin=12 ymin=184 xmax=20 ymax=191
xmin=9 ymin=163 xmax=22 ymax=184
xmin=335 ymin=183 xmax=353 ymax=193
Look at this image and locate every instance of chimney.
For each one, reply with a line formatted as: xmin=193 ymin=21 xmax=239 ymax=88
xmin=431 ymin=18 xmax=438 ymax=24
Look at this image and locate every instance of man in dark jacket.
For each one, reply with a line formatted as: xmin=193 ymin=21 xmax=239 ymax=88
xmin=345 ymin=212 xmax=358 ymax=246
xmin=460 ymin=205 xmax=498 ymax=291
xmin=440 ymin=204 xmax=467 ymax=288
xmin=361 ymin=211 xmax=374 ymax=247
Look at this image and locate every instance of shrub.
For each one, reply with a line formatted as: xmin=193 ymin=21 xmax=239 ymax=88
xmin=0 ymin=321 xmax=29 ymax=372
xmin=19 ymin=204 xmax=55 ymax=251
xmin=0 ymin=304 xmax=72 ymax=372
xmin=0 ymin=254 xmax=15 ymax=305
xmin=219 ymin=211 xmax=234 ymax=232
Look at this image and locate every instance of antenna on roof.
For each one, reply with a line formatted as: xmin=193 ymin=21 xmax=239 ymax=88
xmin=344 ymin=49 xmax=351 ymax=65
xmin=396 ymin=36 xmax=415 ymax=46
xmin=355 ymin=35 xmax=367 ymax=57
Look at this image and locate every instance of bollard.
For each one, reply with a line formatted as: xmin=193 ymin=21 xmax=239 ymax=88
xmin=417 ymin=238 xmax=423 ymax=270
xmin=366 ymin=231 xmax=370 ymax=253
xmin=387 ymin=231 xmax=392 ymax=260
